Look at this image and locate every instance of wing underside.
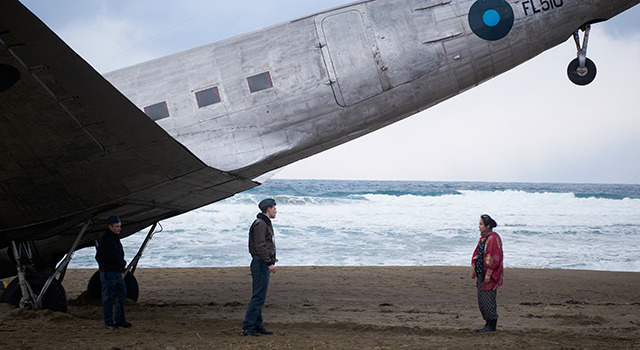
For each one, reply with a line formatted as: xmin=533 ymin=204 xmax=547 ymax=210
xmin=0 ymin=0 xmax=257 ymax=278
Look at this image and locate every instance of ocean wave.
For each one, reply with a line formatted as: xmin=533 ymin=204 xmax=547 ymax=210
xmin=237 ymin=180 xmax=640 ymax=203
xmin=67 ymin=180 xmax=640 ymax=272
xmin=574 ymin=193 xmax=630 ymax=200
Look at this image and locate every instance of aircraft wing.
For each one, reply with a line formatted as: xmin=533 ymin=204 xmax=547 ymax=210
xmin=0 ymin=0 xmax=257 ymax=277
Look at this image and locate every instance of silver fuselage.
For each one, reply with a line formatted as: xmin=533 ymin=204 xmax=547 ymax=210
xmin=105 ymin=0 xmax=638 ymax=181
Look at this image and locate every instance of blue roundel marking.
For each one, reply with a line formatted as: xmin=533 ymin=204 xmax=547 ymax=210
xmin=483 ymin=10 xmax=500 ymax=27
xmin=468 ymin=0 xmax=514 ymax=41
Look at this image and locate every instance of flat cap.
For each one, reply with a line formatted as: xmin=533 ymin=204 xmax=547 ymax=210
xmin=258 ymin=198 xmax=276 ymax=210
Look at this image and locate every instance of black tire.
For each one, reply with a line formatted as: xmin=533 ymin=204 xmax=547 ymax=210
xmin=87 ymin=270 xmax=102 ymax=299
xmin=567 ymin=57 xmax=596 ymax=85
xmin=1 ymin=274 xmax=68 ymax=313
xmin=86 ymin=270 xmax=139 ymax=302
xmin=124 ymin=273 xmax=139 ymax=302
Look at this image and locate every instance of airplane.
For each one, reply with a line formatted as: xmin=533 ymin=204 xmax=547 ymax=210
xmin=1 ymin=0 xmax=638 ymax=312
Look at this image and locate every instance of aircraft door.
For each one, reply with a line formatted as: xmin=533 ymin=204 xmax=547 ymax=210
xmin=317 ymin=10 xmax=384 ymax=107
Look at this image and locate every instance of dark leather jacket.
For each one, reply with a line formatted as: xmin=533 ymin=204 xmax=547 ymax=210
xmin=248 ymin=213 xmax=277 ymax=266
xmin=95 ymin=229 xmax=126 ymax=272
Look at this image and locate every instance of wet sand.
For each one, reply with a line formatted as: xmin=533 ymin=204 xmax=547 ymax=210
xmin=1 ymin=266 xmax=639 ymax=349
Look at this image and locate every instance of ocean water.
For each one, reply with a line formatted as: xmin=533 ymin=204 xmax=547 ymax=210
xmin=69 ymin=180 xmax=640 ymax=272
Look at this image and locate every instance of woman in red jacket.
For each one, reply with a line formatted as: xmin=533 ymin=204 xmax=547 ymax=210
xmin=471 ymin=214 xmax=504 ymax=333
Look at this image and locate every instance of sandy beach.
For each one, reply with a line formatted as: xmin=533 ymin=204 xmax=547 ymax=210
xmin=1 ymin=266 xmax=639 ymax=349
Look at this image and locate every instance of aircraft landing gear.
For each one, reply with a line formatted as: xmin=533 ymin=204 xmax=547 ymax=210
xmin=567 ymin=24 xmax=596 ymax=86
xmin=1 ymin=219 xmax=91 ymax=313
xmin=87 ymin=222 xmax=159 ymax=302
xmin=2 ymin=273 xmax=68 ymax=312
xmin=87 ymin=270 xmax=139 ymax=302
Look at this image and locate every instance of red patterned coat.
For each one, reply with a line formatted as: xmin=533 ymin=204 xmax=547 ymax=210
xmin=472 ymin=231 xmax=504 ymax=291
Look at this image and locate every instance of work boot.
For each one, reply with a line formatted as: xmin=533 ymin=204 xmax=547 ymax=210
xmin=258 ymin=326 xmax=274 ymax=335
xmin=475 ymin=320 xmax=489 ymax=332
xmin=240 ymin=328 xmax=260 ymax=336
xmin=478 ymin=319 xmax=497 ymax=333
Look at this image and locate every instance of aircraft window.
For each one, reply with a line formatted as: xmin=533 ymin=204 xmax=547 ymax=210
xmin=144 ymin=102 xmax=170 ymax=121
xmin=247 ymin=72 xmax=273 ymax=93
xmin=195 ymin=87 xmax=221 ymax=107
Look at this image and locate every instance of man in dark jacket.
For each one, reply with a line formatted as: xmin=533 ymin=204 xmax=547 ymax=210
xmin=95 ymin=215 xmax=131 ymax=329
xmin=241 ymin=198 xmax=277 ymax=336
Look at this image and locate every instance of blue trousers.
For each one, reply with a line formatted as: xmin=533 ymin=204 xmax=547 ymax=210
xmin=100 ymin=271 xmax=127 ymax=326
xmin=242 ymin=257 xmax=270 ymax=331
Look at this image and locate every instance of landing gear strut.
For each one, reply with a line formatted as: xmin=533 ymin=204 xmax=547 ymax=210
xmin=567 ymin=24 xmax=596 ymax=86
xmin=87 ymin=222 xmax=160 ymax=301
xmin=1 ymin=219 xmax=92 ymax=313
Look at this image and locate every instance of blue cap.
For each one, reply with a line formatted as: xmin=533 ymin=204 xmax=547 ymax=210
xmin=258 ymin=198 xmax=276 ymax=210
xmin=107 ymin=215 xmax=121 ymax=224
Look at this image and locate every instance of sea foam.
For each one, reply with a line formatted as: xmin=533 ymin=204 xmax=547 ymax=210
xmin=69 ymin=180 xmax=640 ymax=272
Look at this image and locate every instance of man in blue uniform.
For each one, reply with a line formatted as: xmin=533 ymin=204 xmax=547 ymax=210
xmin=95 ymin=215 xmax=132 ymax=329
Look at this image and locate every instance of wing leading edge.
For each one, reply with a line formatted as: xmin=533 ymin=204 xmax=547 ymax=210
xmin=0 ymin=0 xmax=257 ymax=278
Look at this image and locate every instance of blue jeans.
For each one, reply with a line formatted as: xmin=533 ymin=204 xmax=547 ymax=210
xmin=242 ymin=257 xmax=270 ymax=331
xmin=100 ymin=271 xmax=127 ymax=326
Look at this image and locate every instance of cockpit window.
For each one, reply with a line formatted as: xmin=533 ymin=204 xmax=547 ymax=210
xmin=195 ymin=87 xmax=221 ymax=107
xmin=144 ymin=102 xmax=169 ymax=121
xmin=247 ymin=72 xmax=273 ymax=93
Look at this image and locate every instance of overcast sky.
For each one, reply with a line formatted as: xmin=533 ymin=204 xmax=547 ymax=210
xmin=21 ymin=0 xmax=640 ymax=184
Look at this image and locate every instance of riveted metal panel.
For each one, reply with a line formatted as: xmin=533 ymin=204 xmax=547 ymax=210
xmin=318 ymin=10 xmax=383 ymax=106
